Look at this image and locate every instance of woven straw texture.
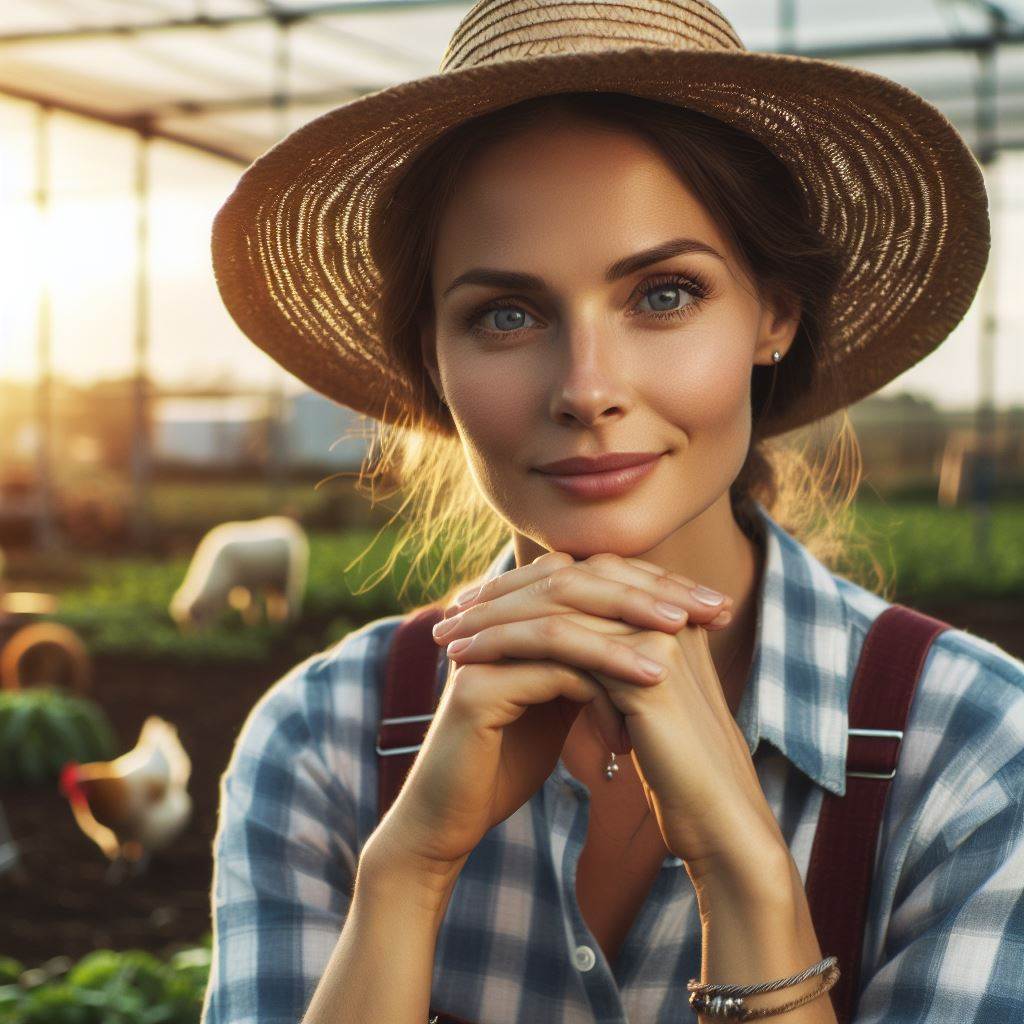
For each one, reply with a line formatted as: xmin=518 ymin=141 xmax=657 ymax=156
xmin=211 ymin=0 xmax=990 ymax=438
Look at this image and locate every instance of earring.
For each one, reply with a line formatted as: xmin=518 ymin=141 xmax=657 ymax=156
xmin=771 ymin=350 xmax=782 ymax=363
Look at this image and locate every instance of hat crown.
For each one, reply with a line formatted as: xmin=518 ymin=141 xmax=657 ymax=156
xmin=439 ymin=0 xmax=745 ymax=73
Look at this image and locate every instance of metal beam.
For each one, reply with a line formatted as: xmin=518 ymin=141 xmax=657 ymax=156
xmin=4 ymin=3 xmax=1021 ymax=56
xmin=0 ymin=0 xmax=469 ymax=44
xmin=141 ymin=84 xmax=371 ymax=117
xmin=0 ymin=81 xmax=250 ymax=163
xmin=777 ymin=25 xmax=1024 ymax=59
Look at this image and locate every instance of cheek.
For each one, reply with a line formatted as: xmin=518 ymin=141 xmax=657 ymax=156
xmin=447 ymin=370 xmax=534 ymax=487
xmin=649 ymin=337 xmax=752 ymax=432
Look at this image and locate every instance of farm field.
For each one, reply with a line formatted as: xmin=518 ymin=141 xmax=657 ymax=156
xmin=1 ymin=497 xmax=1021 ymax=970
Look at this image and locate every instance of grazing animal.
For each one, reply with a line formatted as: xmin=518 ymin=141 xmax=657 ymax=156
xmin=59 ymin=716 xmax=192 ymax=884
xmin=169 ymin=515 xmax=308 ymax=630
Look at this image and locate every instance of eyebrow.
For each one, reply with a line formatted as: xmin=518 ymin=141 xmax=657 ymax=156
xmin=440 ymin=236 xmax=725 ymax=300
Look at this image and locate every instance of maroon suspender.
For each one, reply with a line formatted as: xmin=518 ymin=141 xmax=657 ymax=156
xmin=806 ymin=604 xmax=950 ymax=1023
xmin=374 ymin=605 xmax=473 ymax=1024
xmin=375 ymin=605 xmax=449 ymax=826
xmin=374 ymin=602 xmax=951 ymax=1024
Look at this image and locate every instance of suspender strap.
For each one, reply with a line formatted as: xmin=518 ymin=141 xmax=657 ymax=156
xmin=376 ymin=605 xmax=479 ymax=1024
xmin=375 ymin=604 xmax=447 ymax=824
xmin=805 ymin=603 xmax=950 ymax=1024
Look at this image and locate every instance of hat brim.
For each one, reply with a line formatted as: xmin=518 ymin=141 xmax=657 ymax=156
xmin=211 ymin=44 xmax=990 ymax=437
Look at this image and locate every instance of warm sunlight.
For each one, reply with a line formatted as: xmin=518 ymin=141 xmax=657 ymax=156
xmin=0 ymin=98 xmax=290 ymax=391
xmin=0 ymin=98 xmax=1022 ymax=408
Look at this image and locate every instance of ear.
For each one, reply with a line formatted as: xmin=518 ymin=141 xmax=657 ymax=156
xmin=755 ymin=287 xmax=802 ymax=366
xmin=417 ymin=308 xmax=443 ymax=399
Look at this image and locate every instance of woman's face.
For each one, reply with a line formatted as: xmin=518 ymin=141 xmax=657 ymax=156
xmin=421 ymin=114 xmax=800 ymax=560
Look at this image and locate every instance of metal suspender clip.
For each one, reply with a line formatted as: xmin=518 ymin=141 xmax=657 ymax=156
xmin=375 ymin=712 xmax=435 ymax=756
xmin=845 ymin=727 xmax=903 ymax=780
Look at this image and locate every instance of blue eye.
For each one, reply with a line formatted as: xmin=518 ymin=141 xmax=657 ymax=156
xmin=465 ymin=270 xmax=712 ymax=338
xmin=479 ymin=306 xmax=538 ymax=332
xmin=639 ymin=283 xmax=687 ymax=313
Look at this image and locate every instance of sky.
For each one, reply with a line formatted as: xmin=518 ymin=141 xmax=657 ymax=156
xmin=1 ymin=2 xmax=1022 ymax=411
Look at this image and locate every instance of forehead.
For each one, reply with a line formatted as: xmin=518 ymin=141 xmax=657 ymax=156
xmin=432 ymin=115 xmax=732 ymax=278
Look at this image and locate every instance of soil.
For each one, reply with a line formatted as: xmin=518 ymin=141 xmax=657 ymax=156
xmin=1 ymin=600 xmax=1021 ymax=970
xmin=0 ymin=647 xmax=299 ymax=969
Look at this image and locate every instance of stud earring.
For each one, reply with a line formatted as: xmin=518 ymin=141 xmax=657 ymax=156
xmin=771 ymin=350 xmax=782 ymax=363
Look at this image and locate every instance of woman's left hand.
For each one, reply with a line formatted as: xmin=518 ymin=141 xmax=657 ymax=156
xmin=435 ymin=551 xmax=786 ymax=877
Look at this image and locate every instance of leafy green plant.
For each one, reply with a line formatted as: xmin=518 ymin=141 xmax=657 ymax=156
xmin=0 ymin=688 xmax=118 ymax=786
xmin=0 ymin=941 xmax=211 ymax=1024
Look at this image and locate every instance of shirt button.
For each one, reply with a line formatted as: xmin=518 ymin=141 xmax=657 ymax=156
xmin=573 ymin=944 xmax=596 ymax=972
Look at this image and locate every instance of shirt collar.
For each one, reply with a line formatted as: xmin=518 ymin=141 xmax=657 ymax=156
xmin=480 ymin=500 xmax=851 ymax=797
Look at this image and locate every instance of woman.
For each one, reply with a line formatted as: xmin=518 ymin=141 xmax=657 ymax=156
xmin=201 ymin=3 xmax=1022 ymax=1023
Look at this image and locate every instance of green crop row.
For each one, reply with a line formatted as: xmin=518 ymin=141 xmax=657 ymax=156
xmin=29 ymin=501 xmax=1024 ymax=664
xmin=0 ymin=937 xmax=211 ymax=1024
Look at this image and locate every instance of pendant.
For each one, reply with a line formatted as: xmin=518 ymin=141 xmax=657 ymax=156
xmin=603 ymin=751 xmax=619 ymax=780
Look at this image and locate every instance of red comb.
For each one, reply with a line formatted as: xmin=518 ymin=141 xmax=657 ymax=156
xmin=59 ymin=762 xmax=85 ymax=804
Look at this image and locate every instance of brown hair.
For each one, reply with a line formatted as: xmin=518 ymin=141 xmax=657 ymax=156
xmin=341 ymin=91 xmax=887 ymax=602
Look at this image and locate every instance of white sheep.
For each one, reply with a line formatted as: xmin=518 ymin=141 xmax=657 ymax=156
xmin=169 ymin=515 xmax=309 ymax=630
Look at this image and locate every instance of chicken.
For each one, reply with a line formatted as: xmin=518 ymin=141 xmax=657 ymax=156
xmin=59 ymin=716 xmax=192 ymax=884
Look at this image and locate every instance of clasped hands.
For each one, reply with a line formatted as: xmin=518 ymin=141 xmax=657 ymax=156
xmin=432 ymin=550 xmax=786 ymax=879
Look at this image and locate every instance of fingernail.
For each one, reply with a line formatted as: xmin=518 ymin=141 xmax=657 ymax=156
xmin=447 ymin=636 xmax=473 ymax=656
xmin=636 ymin=656 xmax=666 ymax=679
xmin=692 ymin=585 xmax=725 ymax=606
xmin=655 ymin=601 xmax=685 ymax=620
xmin=453 ymin=585 xmax=480 ymax=606
xmin=433 ymin=613 xmax=462 ymax=638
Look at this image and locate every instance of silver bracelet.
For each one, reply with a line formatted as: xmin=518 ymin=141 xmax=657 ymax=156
xmin=687 ymin=955 xmax=839 ymax=1020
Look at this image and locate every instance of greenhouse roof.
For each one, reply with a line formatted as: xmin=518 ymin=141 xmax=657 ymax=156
xmin=1 ymin=0 xmax=1023 ymax=165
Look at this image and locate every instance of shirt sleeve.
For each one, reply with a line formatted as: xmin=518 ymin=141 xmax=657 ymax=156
xmin=199 ymin=630 xmax=382 ymax=1024
xmin=853 ymin=644 xmax=1024 ymax=1023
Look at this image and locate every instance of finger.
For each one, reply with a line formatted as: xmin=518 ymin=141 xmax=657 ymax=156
xmin=444 ymin=655 xmax=602 ymax=720
xmin=444 ymin=616 xmax=668 ymax=687
xmin=435 ymin=564 xmax=688 ymax=648
xmin=443 ymin=549 xmax=575 ymax=616
xmin=437 ymin=559 xmax=728 ymax=648
xmin=445 ymin=657 xmax=606 ymax=729
xmin=613 ymin=556 xmax=734 ymax=611
xmin=447 ymin=656 xmax=631 ymax=756
xmin=706 ymin=608 xmax=733 ymax=629
xmin=620 ymin=556 xmax=711 ymax=596
xmin=432 ymin=561 xmax=688 ymax=647
xmin=566 ymin=559 xmax=735 ymax=627
xmin=446 ymin=550 xmax=733 ymax=620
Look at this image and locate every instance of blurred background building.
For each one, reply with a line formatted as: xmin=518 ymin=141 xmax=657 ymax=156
xmin=1 ymin=0 xmax=1023 ymax=552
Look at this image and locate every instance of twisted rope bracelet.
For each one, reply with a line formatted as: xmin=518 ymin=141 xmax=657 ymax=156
xmin=687 ymin=955 xmax=840 ymax=1020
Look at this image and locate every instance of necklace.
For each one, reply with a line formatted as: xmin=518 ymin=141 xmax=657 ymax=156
xmin=603 ymin=629 xmax=750 ymax=780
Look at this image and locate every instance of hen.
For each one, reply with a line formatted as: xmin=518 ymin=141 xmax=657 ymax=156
xmin=59 ymin=716 xmax=192 ymax=884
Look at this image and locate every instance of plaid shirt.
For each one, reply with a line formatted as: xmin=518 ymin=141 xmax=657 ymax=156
xmin=201 ymin=501 xmax=1024 ymax=1024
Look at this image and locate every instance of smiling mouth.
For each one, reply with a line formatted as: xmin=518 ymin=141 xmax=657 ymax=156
xmin=535 ymin=452 xmax=666 ymax=499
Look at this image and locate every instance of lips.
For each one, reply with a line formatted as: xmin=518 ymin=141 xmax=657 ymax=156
xmin=537 ymin=453 xmax=664 ymax=499
xmin=534 ymin=451 xmax=664 ymax=475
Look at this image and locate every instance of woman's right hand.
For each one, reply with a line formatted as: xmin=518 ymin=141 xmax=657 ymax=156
xmin=378 ymin=635 xmax=614 ymax=871
xmin=372 ymin=551 xmax=734 ymax=872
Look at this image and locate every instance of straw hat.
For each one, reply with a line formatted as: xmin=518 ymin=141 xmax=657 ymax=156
xmin=211 ymin=0 xmax=990 ymax=439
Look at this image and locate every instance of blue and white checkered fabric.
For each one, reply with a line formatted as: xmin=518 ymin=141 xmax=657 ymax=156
xmin=201 ymin=500 xmax=1024 ymax=1023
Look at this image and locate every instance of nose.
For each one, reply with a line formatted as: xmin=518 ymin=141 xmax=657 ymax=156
xmin=548 ymin=321 xmax=631 ymax=426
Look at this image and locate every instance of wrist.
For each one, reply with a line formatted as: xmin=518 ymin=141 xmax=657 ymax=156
xmin=688 ymin=835 xmax=795 ymax=909
xmin=359 ymin=827 xmax=469 ymax=911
